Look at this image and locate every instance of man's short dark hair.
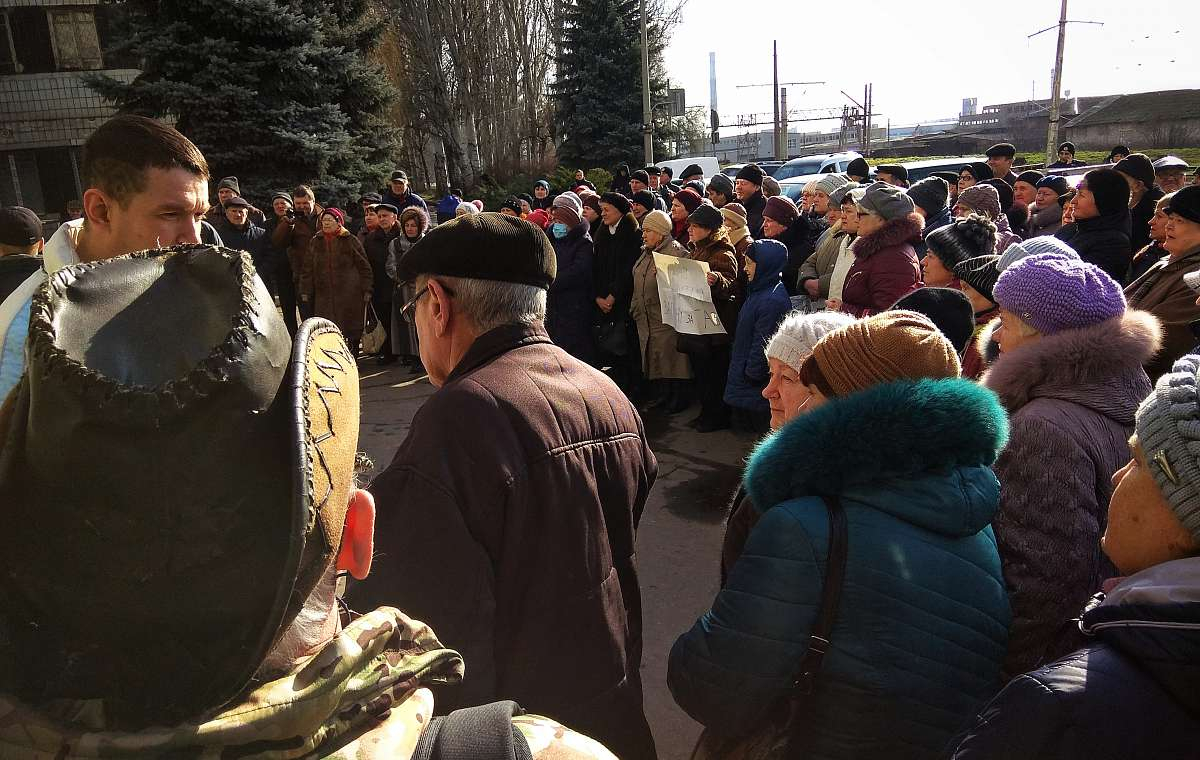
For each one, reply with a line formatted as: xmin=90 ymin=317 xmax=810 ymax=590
xmin=81 ymin=115 xmax=209 ymax=205
xmin=293 ymin=185 xmax=316 ymax=200
xmin=661 ymin=167 xmax=673 ymax=178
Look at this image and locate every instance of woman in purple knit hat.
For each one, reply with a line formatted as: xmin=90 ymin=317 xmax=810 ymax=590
xmin=982 ymin=252 xmax=1163 ymax=679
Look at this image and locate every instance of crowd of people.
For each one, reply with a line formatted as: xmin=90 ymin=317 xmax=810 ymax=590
xmin=3 ymin=114 xmax=1200 ymax=759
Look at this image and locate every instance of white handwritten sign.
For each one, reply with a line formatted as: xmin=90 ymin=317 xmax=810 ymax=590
xmin=653 ymin=253 xmax=727 ymax=336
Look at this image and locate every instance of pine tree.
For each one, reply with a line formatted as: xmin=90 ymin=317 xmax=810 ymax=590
xmin=552 ymin=0 xmax=646 ymax=170
xmin=87 ymin=0 xmax=399 ymax=205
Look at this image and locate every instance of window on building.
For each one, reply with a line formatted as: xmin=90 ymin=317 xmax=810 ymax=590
xmin=0 ymin=11 xmax=17 ymax=74
xmin=7 ymin=7 xmax=54 ymax=74
xmin=50 ymin=9 xmax=103 ymax=71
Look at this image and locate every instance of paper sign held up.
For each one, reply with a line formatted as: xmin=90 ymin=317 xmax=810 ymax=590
xmin=653 ymin=253 xmax=727 ymax=336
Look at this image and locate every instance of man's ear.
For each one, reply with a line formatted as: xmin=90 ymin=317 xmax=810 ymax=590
xmin=427 ymin=278 xmax=453 ymax=336
xmin=337 ymin=488 xmax=375 ymax=580
xmin=82 ymin=188 xmax=114 ymax=230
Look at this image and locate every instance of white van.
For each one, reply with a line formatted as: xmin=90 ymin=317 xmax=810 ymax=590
xmin=657 ymin=156 xmax=721 ymax=182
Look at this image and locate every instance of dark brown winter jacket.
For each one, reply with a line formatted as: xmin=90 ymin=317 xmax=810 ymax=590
xmin=1125 ymin=244 xmax=1200 ymax=381
xmin=839 ymin=213 xmax=924 ymax=317
xmin=270 ymin=210 xmax=321 ymax=285
xmin=982 ymin=310 xmax=1161 ymax=678
xmin=345 ymin=323 xmax=658 ymax=760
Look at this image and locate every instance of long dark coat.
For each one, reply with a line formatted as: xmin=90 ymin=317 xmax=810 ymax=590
xmin=299 ymin=229 xmax=373 ymax=341
xmin=592 ymin=212 xmax=642 ymax=326
xmin=345 ymin=324 xmax=658 ymax=760
xmin=546 ymin=220 xmax=596 ymax=363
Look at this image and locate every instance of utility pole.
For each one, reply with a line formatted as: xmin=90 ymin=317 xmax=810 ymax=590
xmin=1029 ymin=1 xmax=1102 ymax=168
xmin=1044 ymin=0 xmax=1068 ymax=169
xmin=780 ymin=87 xmax=788 ymax=158
xmin=738 ymin=72 xmax=823 ymax=161
xmin=863 ymin=84 xmax=872 ymax=158
xmin=640 ymin=0 xmax=653 ymax=165
xmin=772 ymin=41 xmax=782 ymax=160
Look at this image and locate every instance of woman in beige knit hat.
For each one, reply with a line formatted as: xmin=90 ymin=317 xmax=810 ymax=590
xmin=630 ymin=210 xmax=692 ymax=414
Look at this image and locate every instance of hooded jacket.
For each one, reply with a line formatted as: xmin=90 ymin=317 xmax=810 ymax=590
xmin=839 ymin=213 xmax=924 ymax=317
xmin=1056 ymin=210 xmax=1133 ymax=285
xmin=723 ymin=242 xmax=790 ymax=412
xmin=669 ymin=379 xmax=1011 ymax=760
xmin=982 ymin=311 xmax=1160 ymax=677
xmin=546 ymin=219 xmax=596 ymax=363
xmin=948 ymin=557 xmax=1200 ymax=758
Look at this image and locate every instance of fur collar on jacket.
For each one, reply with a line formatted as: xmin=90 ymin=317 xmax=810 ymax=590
xmin=850 ymin=213 xmax=923 ymax=260
xmin=744 ymin=378 xmax=1008 ymax=510
xmin=982 ymin=310 xmax=1162 ymax=422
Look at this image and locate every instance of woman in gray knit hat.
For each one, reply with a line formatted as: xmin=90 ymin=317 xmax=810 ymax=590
xmin=950 ymin=353 xmax=1200 ymax=758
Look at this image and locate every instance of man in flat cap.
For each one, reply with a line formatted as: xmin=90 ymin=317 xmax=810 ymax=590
xmin=346 ymin=213 xmax=658 ymax=760
xmin=986 ymin=143 xmax=1020 ymax=186
xmin=1155 ymin=156 xmax=1191 ymax=194
xmin=0 ymin=244 xmax=617 ymax=758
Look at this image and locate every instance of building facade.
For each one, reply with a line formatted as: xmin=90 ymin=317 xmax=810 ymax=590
xmin=1 ymin=0 xmax=136 ymax=219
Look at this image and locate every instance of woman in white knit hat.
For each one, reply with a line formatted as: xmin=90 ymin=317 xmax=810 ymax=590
xmin=718 ymin=310 xmax=856 ymax=582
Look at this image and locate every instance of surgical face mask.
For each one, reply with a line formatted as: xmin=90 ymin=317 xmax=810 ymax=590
xmin=551 ymin=222 xmax=569 ymax=239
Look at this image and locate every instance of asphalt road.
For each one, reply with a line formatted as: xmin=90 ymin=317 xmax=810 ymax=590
xmin=354 ymin=358 xmax=755 ymax=759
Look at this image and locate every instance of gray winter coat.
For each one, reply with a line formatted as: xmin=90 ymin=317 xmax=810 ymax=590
xmin=982 ymin=310 xmax=1162 ymax=678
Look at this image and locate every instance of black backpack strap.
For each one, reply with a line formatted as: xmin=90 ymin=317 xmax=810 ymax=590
xmin=411 ymin=700 xmax=533 ymax=760
xmin=786 ymin=495 xmax=849 ymax=741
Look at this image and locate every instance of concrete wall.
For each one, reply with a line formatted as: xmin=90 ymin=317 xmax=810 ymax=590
xmin=1066 ymin=119 xmax=1200 ymax=150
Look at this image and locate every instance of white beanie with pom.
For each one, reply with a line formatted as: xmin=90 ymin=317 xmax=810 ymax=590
xmin=765 ymin=310 xmax=857 ymax=372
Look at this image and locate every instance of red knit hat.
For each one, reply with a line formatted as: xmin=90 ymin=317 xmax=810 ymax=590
xmin=674 ymin=188 xmax=702 ymax=214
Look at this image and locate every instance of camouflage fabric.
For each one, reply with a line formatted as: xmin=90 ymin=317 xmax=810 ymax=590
xmin=0 ymin=607 xmax=616 ymax=759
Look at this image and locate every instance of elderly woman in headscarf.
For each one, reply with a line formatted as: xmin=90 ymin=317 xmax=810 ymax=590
xmin=300 ymin=207 xmax=373 ymax=349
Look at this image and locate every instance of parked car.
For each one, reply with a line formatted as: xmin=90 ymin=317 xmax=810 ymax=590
xmin=659 ymin=156 xmax=721 ymax=182
xmin=721 ymin=161 xmax=785 ymax=178
xmin=773 ymin=151 xmax=863 ymax=182
xmin=897 ymin=156 xmax=987 ymax=184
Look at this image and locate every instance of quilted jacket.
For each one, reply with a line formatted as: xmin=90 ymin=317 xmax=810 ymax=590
xmin=669 ymin=379 xmax=1012 ymax=759
xmin=982 ymin=311 xmax=1160 ymax=677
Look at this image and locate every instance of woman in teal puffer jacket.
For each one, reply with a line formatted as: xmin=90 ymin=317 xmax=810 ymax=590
xmin=669 ymin=310 xmax=1012 ymax=759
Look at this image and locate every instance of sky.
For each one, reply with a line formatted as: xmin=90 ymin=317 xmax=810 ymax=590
xmin=665 ymin=0 xmax=1199 ymax=134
